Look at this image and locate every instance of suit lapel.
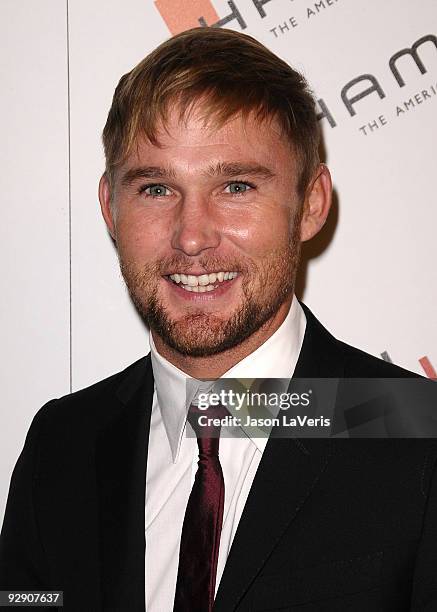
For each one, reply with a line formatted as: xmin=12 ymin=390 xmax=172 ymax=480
xmin=213 ymin=303 xmax=345 ymax=611
xmin=96 ymin=355 xmax=154 ymax=611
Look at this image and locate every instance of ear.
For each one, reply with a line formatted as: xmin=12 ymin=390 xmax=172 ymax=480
xmin=300 ymin=163 xmax=332 ymax=242
xmin=98 ymin=172 xmax=116 ymax=240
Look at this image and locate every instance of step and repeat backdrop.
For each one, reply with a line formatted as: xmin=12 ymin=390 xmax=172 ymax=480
xmin=1 ymin=0 xmax=436 ymax=521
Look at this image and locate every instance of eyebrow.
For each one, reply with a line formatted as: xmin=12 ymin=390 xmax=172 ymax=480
xmin=120 ymin=162 xmax=275 ymax=186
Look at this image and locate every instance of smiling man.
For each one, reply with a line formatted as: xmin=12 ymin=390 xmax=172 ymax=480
xmin=1 ymin=27 xmax=437 ymax=612
xmin=99 ymin=102 xmax=330 ymax=376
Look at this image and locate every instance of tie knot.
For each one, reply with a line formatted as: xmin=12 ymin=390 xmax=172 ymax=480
xmin=187 ymin=402 xmax=229 ymax=456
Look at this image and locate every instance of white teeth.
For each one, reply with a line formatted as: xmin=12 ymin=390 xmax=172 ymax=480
xmin=168 ymin=271 xmax=239 ymax=287
xmin=188 ymin=284 xmax=216 ymax=292
xmin=176 ymin=283 xmax=226 ymax=293
xmin=198 ymin=274 xmax=210 ymax=286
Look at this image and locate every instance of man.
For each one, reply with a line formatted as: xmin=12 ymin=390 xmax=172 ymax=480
xmin=1 ymin=27 xmax=437 ymax=612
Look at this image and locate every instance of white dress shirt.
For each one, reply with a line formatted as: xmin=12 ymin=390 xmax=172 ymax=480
xmin=145 ymin=296 xmax=306 ymax=610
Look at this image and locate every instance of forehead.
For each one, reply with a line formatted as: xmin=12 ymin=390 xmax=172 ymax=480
xmin=122 ymin=104 xmax=297 ymax=177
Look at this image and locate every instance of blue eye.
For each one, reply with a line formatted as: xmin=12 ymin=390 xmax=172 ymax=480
xmin=225 ymin=182 xmax=253 ymax=194
xmin=141 ymin=184 xmax=170 ymax=197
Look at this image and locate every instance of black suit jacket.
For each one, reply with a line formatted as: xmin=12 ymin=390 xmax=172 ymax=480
xmin=1 ymin=303 xmax=437 ymax=611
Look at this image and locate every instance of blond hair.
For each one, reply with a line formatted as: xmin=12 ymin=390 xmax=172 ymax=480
xmin=102 ymin=27 xmax=320 ymax=199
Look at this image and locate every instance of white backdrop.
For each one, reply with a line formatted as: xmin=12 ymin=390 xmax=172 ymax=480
xmin=1 ymin=0 xmax=436 ymax=523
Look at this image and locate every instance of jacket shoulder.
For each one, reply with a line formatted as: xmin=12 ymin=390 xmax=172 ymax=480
xmin=337 ymin=340 xmax=419 ymax=378
xmin=299 ymin=301 xmax=419 ymax=379
xmin=34 ymin=355 xmax=151 ymax=429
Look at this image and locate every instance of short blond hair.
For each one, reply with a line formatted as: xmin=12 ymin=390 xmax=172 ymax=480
xmin=102 ymin=27 xmax=320 ymax=199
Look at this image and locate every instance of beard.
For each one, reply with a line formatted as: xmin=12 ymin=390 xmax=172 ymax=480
xmin=118 ymin=215 xmax=302 ymax=358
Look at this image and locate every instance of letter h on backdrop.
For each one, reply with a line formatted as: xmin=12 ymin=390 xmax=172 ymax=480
xmin=155 ymin=0 xmax=274 ymax=35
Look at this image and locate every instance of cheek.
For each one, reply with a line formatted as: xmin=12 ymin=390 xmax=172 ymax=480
xmin=115 ymin=214 xmax=167 ymax=261
xmin=227 ymin=208 xmax=292 ymax=256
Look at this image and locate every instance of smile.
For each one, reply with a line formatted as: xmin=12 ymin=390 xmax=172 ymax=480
xmin=167 ymin=271 xmax=239 ymax=293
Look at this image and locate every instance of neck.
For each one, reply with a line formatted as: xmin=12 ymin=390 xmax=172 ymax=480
xmin=151 ymin=298 xmax=293 ymax=379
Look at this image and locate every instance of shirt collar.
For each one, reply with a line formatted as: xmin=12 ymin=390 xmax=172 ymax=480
xmin=149 ymin=295 xmax=306 ymax=461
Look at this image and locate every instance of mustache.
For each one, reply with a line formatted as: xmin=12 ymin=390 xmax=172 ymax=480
xmin=156 ymin=254 xmax=252 ymax=276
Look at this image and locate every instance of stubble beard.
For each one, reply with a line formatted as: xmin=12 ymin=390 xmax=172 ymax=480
xmin=118 ymin=219 xmax=301 ymax=358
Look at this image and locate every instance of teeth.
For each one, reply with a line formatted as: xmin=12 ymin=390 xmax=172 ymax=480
xmin=198 ymin=274 xmax=210 ymax=286
xmin=169 ymin=271 xmax=238 ymax=286
xmin=197 ymin=272 xmax=218 ymax=286
xmin=176 ymin=282 xmax=233 ymax=293
xmin=182 ymin=283 xmax=223 ymax=292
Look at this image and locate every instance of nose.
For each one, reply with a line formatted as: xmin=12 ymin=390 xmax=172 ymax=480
xmin=171 ymin=193 xmax=221 ymax=256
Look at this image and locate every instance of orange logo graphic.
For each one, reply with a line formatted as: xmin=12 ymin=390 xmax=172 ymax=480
xmin=155 ymin=0 xmax=219 ymax=35
xmin=419 ymin=356 xmax=437 ymax=380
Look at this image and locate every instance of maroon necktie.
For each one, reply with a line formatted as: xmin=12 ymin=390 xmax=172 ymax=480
xmin=173 ymin=402 xmax=227 ymax=612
